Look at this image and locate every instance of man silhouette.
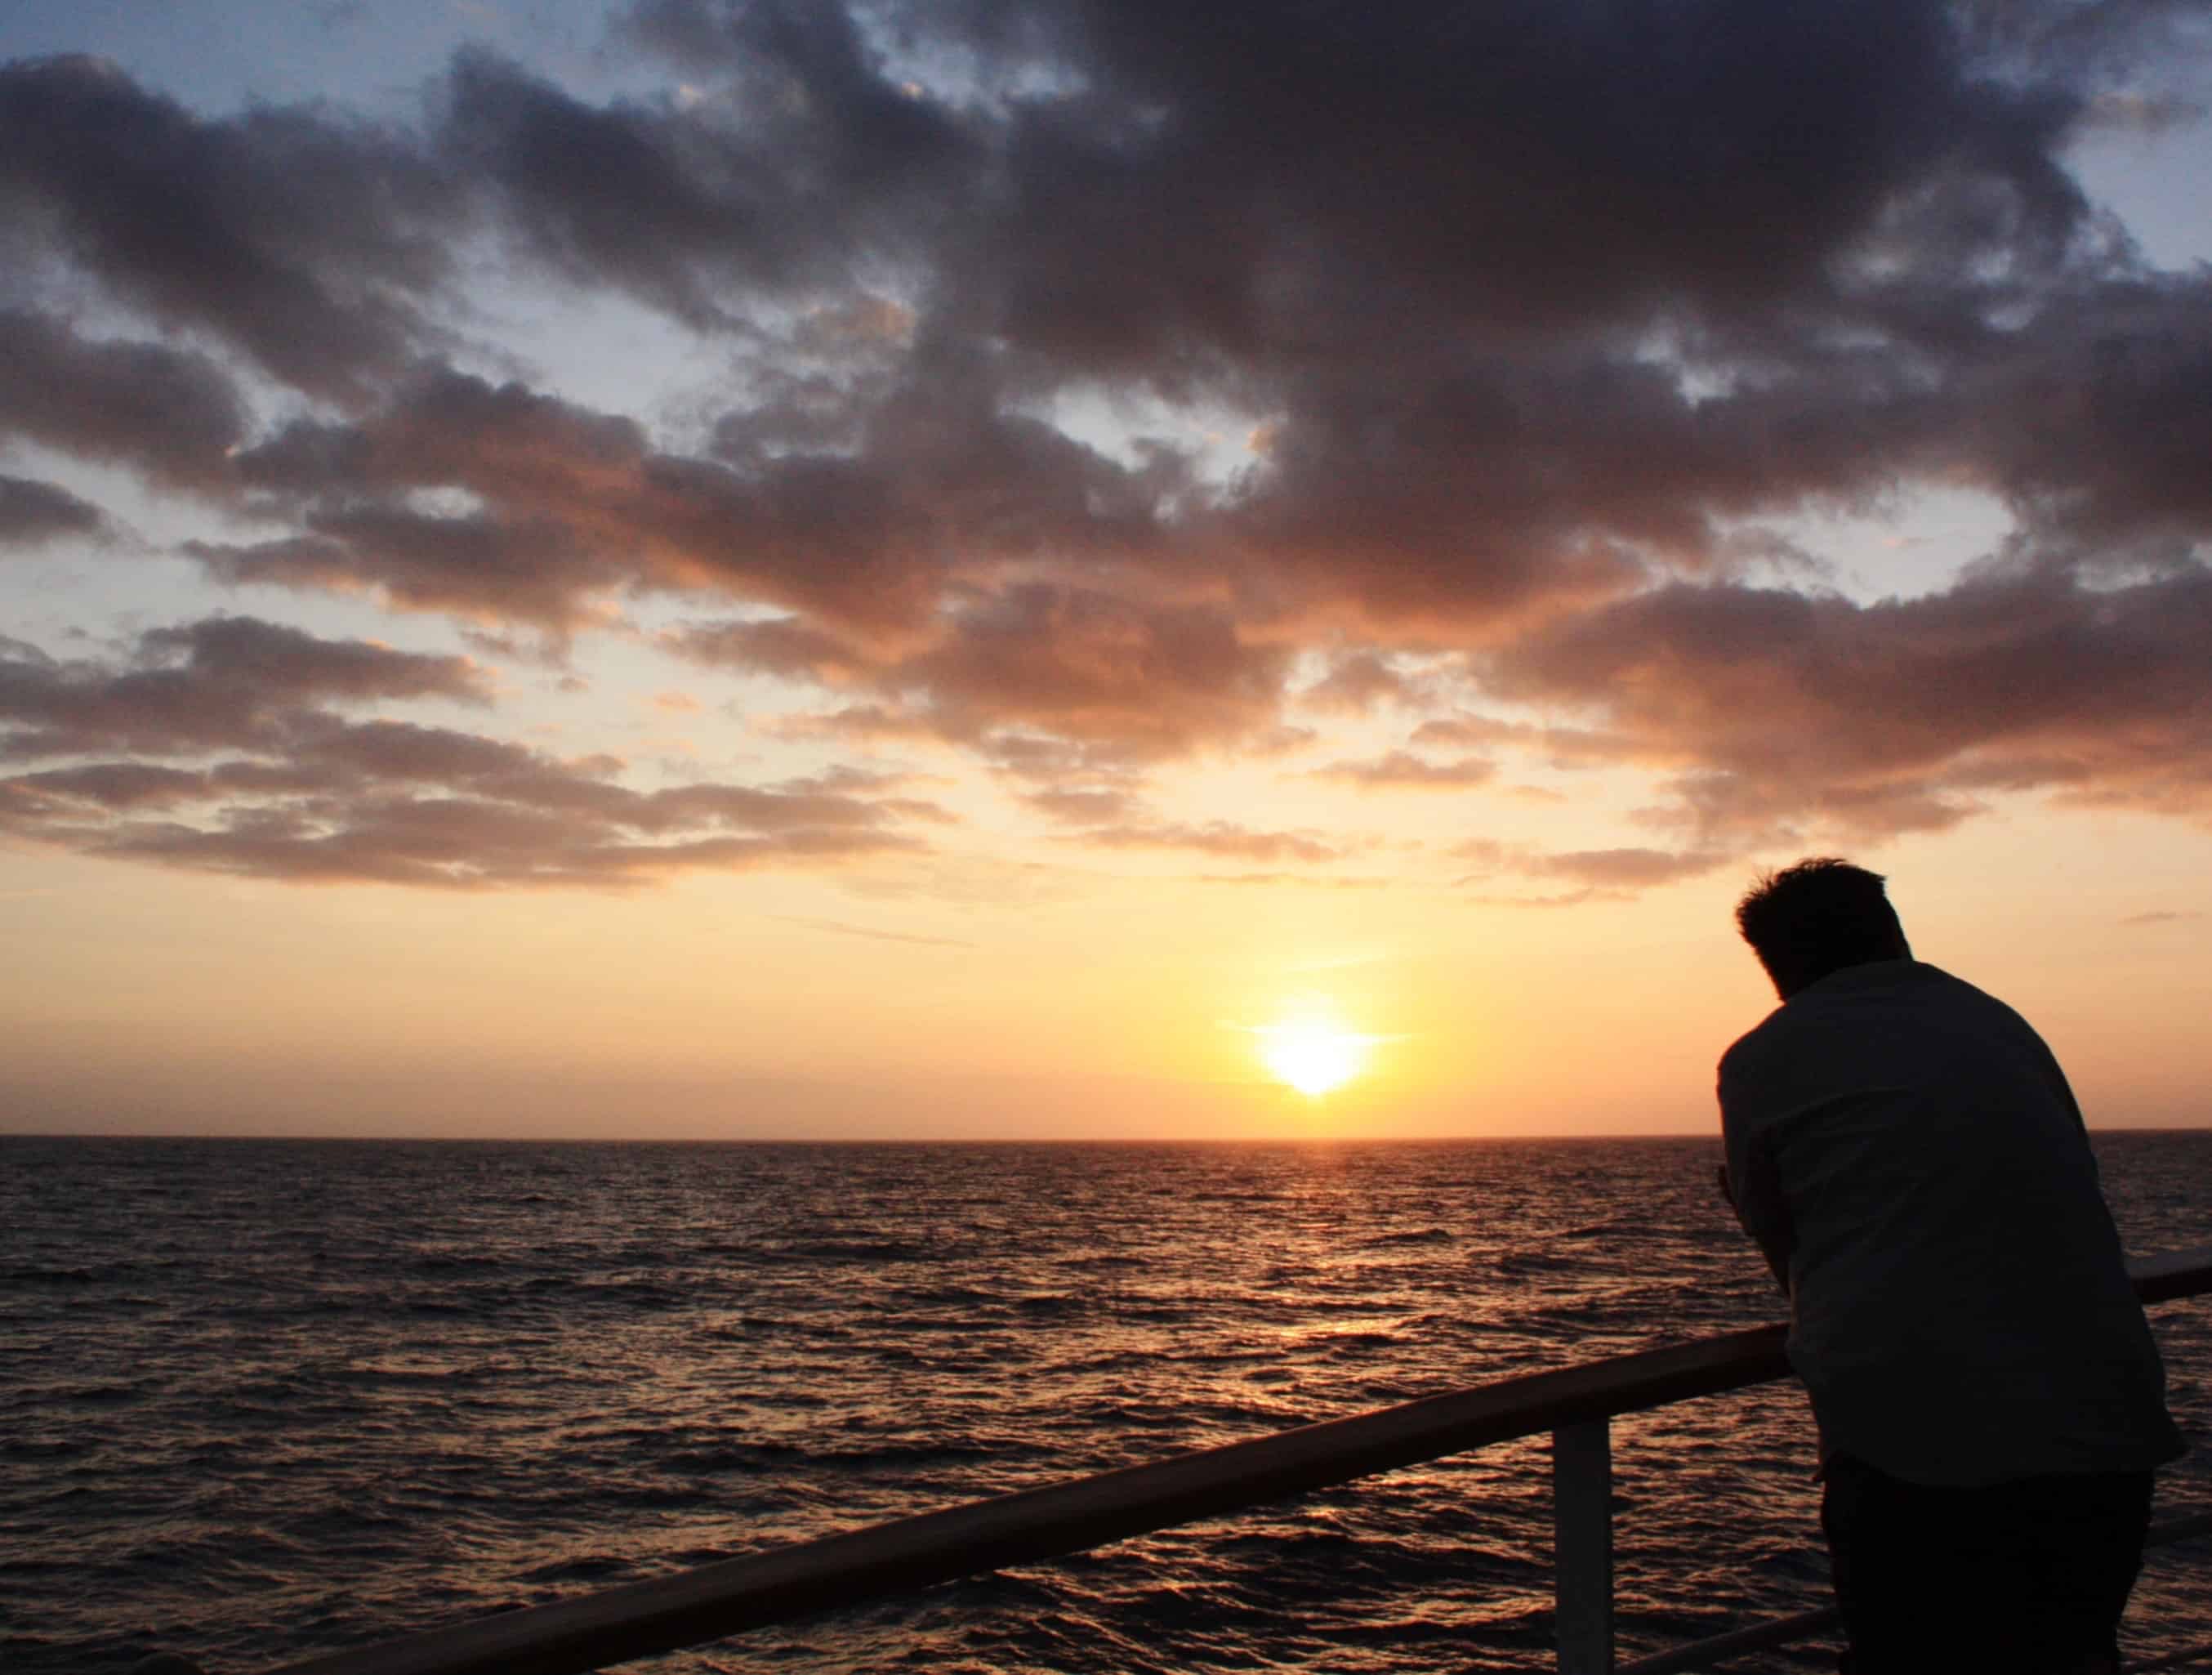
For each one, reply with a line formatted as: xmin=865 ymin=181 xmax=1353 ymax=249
xmin=1716 ymin=859 xmax=2184 ymax=1675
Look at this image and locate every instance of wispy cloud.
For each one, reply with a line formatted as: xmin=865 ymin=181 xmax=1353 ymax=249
xmin=770 ymin=915 xmax=977 ymax=948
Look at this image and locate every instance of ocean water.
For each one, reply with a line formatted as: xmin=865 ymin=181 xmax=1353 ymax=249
xmin=2 ymin=1134 xmax=2208 ymax=1675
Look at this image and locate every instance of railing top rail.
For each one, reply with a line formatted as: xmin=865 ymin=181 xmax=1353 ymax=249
xmin=255 ymin=1244 xmax=2212 ymax=1675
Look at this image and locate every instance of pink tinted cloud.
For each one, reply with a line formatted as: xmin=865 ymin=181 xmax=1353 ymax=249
xmin=1310 ymin=751 xmax=1497 ymax=790
xmin=0 ymin=622 xmax=948 ymax=889
xmin=1069 ymin=820 xmax=1343 ymax=864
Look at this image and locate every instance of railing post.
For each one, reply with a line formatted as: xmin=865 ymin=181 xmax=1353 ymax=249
xmin=1554 ymin=1419 xmax=1614 ymax=1674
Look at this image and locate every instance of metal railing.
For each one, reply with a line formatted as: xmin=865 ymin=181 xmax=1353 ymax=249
xmin=188 ymin=1245 xmax=2210 ymax=1675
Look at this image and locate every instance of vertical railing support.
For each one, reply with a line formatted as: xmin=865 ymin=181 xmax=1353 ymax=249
xmin=1554 ymin=1419 xmax=1614 ymax=1674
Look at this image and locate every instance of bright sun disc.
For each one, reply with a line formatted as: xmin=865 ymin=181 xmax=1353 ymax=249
xmin=1258 ymin=1019 xmax=1371 ymax=1097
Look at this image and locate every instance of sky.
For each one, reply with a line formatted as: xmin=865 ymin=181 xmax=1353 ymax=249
xmin=3 ymin=0 xmax=2212 ymax=1139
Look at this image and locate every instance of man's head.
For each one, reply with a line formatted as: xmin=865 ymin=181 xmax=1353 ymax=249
xmin=1734 ymin=857 xmax=1911 ymax=1001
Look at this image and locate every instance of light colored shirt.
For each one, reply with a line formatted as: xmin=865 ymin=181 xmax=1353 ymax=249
xmin=1718 ymin=958 xmax=2184 ymax=1486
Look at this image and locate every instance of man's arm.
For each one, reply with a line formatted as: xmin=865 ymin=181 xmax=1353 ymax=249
xmin=1718 ymin=1057 xmax=1794 ymax=1294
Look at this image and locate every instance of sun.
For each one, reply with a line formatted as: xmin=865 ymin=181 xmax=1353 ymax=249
xmin=1256 ymin=1016 xmax=1374 ymax=1097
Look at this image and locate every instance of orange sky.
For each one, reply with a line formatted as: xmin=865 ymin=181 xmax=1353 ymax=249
xmin=7 ymin=794 xmax=2210 ymax=1137
xmin=5 ymin=3 xmax=2212 ymax=1137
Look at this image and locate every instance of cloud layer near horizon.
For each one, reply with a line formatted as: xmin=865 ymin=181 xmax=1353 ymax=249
xmin=0 ymin=617 xmax=948 ymax=886
xmin=4 ymin=0 xmax=2211 ymax=889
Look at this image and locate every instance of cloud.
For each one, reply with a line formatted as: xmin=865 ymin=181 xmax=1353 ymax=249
xmin=0 ymin=614 xmax=488 ymax=761
xmin=663 ymin=615 xmax=872 ymax=684
xmin=1296 ymin=651 xmax=1434 ymax=714
xmin=1411 ymin=714 xmax=1639 ymax=768
xmin=214 ymin=361 xmax=1175 ymax=642
xmin=0 ymin=310 xmax=248 ymax=489
xmin=1021 ymin=785 xmax=1141 ymax=825
xmin=7 ymin=2 xmax=2212 ymax=878
xmin=444 ymin=27 xmax=979 ymax=330
xmin=886 ymin=585 xmax=1291 ymax=758
xmin=1482 ymin=561 xmax=2212 ymax=840
xmin=1311 ymin=751 xmax=1497 ymax=791
xmin=140 ymin=616 xmax=486 ymax=705
xmin=770 ymin=915 xmax=977 ymax=948
xmin=4 ymin=762 xmax=225 ymax=809
xmin=1966 ymin=279 xmax=2212 ymax=552
xmin=1527 ymin=847 xmax=1733 ymax=889
xmin=2121 ymin=909 xmax=2205 ymax=927
xmin=0 ymin=56 xmax=455 ymax=400
xmin=1186 ymin=872 xmax=1393 ymax=889
xmin=0 ymin=475 xmax=104 ymax=547
xmin=675 ymin=582 xmax=1292 ymax=762
xmin=87 ymin=814 xmax=921 ymax=890
xmin=249 ymin=507 xmax=617 ymax=632
xmin=1070 ymin=820 xmax=1342 ymax=864
xmin=1450 ymin=838 xmax=1731 ymax=902
xmin=0 ymin=624 xmax=944 ymax=888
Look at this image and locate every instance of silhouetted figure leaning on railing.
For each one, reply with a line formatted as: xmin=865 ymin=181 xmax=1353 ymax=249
xmin=1715 ymin=858 xmax=2187 ymax=1675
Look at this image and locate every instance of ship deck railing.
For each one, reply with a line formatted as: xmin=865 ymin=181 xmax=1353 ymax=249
xmin=177 ymin=1245 xmax=2212 ymax=1675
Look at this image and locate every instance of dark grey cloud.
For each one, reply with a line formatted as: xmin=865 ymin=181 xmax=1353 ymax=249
xmin=86 ymin=811 xmax=920 ymax=889
xmin=0 ymin=474 xmax=102 ymax=546
xmin=216 ymin=360 xmax=1171 ymax=638
xmin=192 ymin=507 xmax=619 ymax=632
xmin=139 ymin=617 xmax=485 ymax=706
xmin=1965 ymin=277 xmax=2212 ymax=552
xmin=7 ymin=1 xmax=2212 ymax=882
xmin=5 ymin=762 xmax=219 ymax=809
xmin=671 ymin=581 xmax=1291 ymax=761
xmin=0 ymin=56 xmax=456 ymax=400
xmin=234 ymin=365 xmax=649 ymax=500
xmin=0 ymin=310 xmax=247 ymax=489
xmin=830 ymin=0 xmax=2042 ymax=360
xmin=885 ymin=585 xmax=1290 ymax=759
xmin=1483 ymin=560 xmax=2212 ymax=840
xmin=0 ymin=623 xmax=945 ymax=888
xmin=436 ymin=39 xmax=973 ymax=328
xmin=0 ymin=614 xmax=487 ymax=761
xmin=662 ymin=615 xmax=871 ymax=684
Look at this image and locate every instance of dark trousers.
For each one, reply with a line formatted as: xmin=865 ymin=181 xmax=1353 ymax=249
xmin=1821 ymin=1454 xmax=2154 ymax=1674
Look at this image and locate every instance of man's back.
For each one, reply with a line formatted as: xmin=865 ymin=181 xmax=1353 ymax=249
xmin=1719 ymin=958 xmax=2182 ymax=1486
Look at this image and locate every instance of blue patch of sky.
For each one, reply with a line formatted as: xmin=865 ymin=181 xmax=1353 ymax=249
xmin=2060 ymin=28 xmax=2212 ymax=275
xmin=0 ymin=0 xmax=628 ymax=117
xmin=1750 ymin=487 xmax=2018 ymax=606
xmin=2068 ymin=117 xmax=2212 ymax=270
xmin=1025 ymin=386 xmax=1274 ymax=504
xmin=442 ymin=257 xmax=727 ymax=440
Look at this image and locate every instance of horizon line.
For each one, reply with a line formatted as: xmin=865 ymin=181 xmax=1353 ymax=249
xmin=6 ymin=1124 xmax=2207 ymax=1144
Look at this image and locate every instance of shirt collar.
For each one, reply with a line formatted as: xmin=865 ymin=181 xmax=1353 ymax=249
xmin=1793 ymin=957 xmax=1929 ymax=1001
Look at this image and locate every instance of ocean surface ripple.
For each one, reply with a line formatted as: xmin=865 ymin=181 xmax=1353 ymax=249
xmin=3 ymin=1135 xmax=2208 ymax=1674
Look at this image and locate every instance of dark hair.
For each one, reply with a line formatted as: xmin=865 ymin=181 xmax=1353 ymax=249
xmin=1733 ymin=858 xmax=1910 ymax=999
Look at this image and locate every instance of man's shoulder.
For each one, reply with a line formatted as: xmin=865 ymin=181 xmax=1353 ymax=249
xmin=1717 ymin=961 xmax=1938 ymax=1084
xmin=1718 ymin=961 xmax=2054 ymax=1094
xmin=1716 ymin=1007 xmax=1791 ymax=1093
